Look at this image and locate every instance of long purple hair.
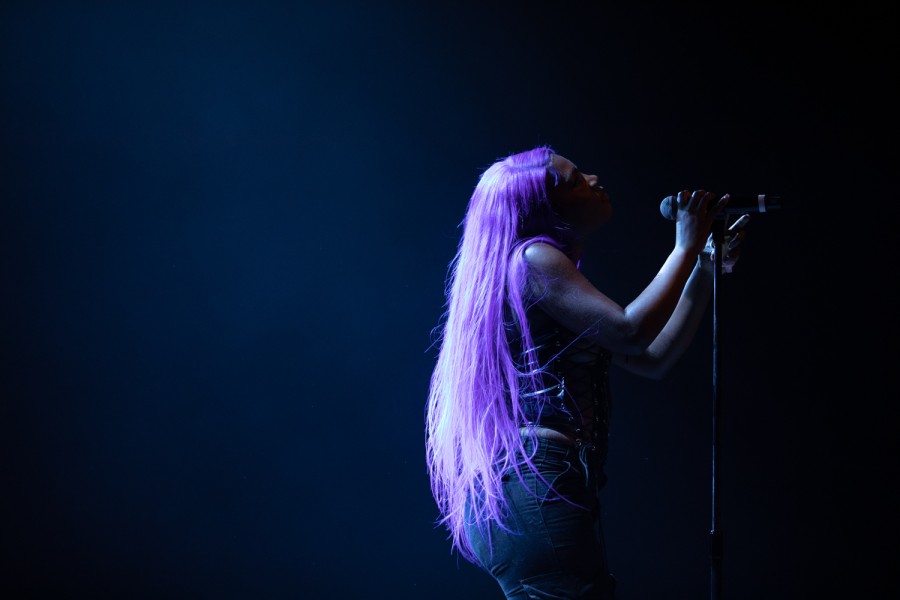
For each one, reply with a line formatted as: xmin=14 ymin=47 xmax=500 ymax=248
xmin=425 ymin=146 xmax=573 ymax=562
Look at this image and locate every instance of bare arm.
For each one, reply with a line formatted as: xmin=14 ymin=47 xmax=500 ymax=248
xmin=525 ymin=190 xmax=727 ymax=355
xmin=611 ymin=257 xmax=713 ymax=378
xmin=525 ymin=243 xmax=698 ymax=354
xmin=613 ymin=218 xmax=748 ymax=379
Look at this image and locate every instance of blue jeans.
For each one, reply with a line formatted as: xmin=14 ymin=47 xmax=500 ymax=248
xmin=464 ymin=437 xmax=616 ymax=599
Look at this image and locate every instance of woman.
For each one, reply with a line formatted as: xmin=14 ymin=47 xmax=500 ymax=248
xmin=425 ymin=146 xmax=744 ymax=599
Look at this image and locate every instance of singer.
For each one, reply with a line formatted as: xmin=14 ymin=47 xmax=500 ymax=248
xmin=425 ymin=146 xmax=747 ymax=599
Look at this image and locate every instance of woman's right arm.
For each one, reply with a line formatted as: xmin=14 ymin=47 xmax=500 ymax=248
xmin=525 ymin=190 xmax=727 ymax=355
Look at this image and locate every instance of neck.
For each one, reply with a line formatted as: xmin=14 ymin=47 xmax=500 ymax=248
xmin=568 ymin=241 xmax=585 ymax=266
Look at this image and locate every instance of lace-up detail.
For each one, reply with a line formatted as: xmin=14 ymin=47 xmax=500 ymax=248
xmin=511 ymin=306 xmax=612 ymax=465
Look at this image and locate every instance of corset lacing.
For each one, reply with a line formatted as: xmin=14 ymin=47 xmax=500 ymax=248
xmin=517 ymin=319 xmax=612 ymax=470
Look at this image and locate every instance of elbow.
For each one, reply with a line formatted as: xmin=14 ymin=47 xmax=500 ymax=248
xmin=589 ymin=315 xmax=660 ymax=355
xmin=613 ymin=322 xmax=655 ymax=356
xmin=607 ymin=312 xmax=663 ymax=356
xmin=618 ymin=350 xmax=673 ymax=380
xmin=615 ymin=351 xmax=668 ymax=380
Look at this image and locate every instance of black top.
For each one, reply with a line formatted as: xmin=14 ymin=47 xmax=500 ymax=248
xmin=510 ymin=305 xmax=612 ymax=463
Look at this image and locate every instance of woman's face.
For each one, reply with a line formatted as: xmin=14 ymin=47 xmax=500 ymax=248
xmin=547 ymin=154 xmax=612 ymax=237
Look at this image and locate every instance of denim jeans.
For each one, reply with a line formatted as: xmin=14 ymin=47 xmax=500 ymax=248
xmin=464 ymin=436 xmax=616 ymax=600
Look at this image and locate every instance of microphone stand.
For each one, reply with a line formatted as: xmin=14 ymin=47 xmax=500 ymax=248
xmin=710 ymin=216 xmax=725 ymax=600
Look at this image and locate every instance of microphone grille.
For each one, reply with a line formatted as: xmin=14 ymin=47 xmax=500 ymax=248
xmin=659 ymin=195 xmax=677 ymax=220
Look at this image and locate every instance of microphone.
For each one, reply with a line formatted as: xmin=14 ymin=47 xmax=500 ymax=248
xmin=659 ymin=193 xmax=782 ymax=220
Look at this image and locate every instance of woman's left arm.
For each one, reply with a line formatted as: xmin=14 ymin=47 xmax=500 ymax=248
xmin=613 ymin=227 xmax=745 ymax=379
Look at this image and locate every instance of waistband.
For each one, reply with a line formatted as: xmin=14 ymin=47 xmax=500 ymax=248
xmin=519 ymin=426 xmax=576 ymax=447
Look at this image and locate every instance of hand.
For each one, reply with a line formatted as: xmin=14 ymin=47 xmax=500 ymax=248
xmin=673 ymin=190 xmax=730 ymax=255
xmin=699 ymin=213 xmax=748 ymax=274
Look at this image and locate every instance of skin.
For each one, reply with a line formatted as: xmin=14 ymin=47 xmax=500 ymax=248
xmin=525 ymin=153 xmax=744 ymax=379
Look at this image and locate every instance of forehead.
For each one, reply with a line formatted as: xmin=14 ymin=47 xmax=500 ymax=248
xmin=550 ymin=154 xmax=578 ymax=181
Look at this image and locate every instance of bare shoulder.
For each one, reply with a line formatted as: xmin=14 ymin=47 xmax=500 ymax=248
xmin=522 ymin=242 xmax=587 ymax=301
xmin=522 ymin=241 xmax=623 ymax=343
xmin=523 ymin=242 xmax=577 ymax=275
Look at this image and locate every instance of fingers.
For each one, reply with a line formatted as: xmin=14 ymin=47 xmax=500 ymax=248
xmin=721 ymin=245 xmax=741 ymax=274
xmin=724 ymin=213 xmax=749 ymax=250
xmin=688 ymin=190 xmax=703 ymax=211
xmin=727 ymin=230 xmax=746 ymax=250
xmin=678 ymin=190 xmax=717 ymax=213
xmin=711 ymin=193 xmax=730 ymax=215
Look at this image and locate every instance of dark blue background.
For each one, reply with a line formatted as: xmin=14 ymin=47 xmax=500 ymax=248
xmin=2 ymin=1 xmax=896 ymax=598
